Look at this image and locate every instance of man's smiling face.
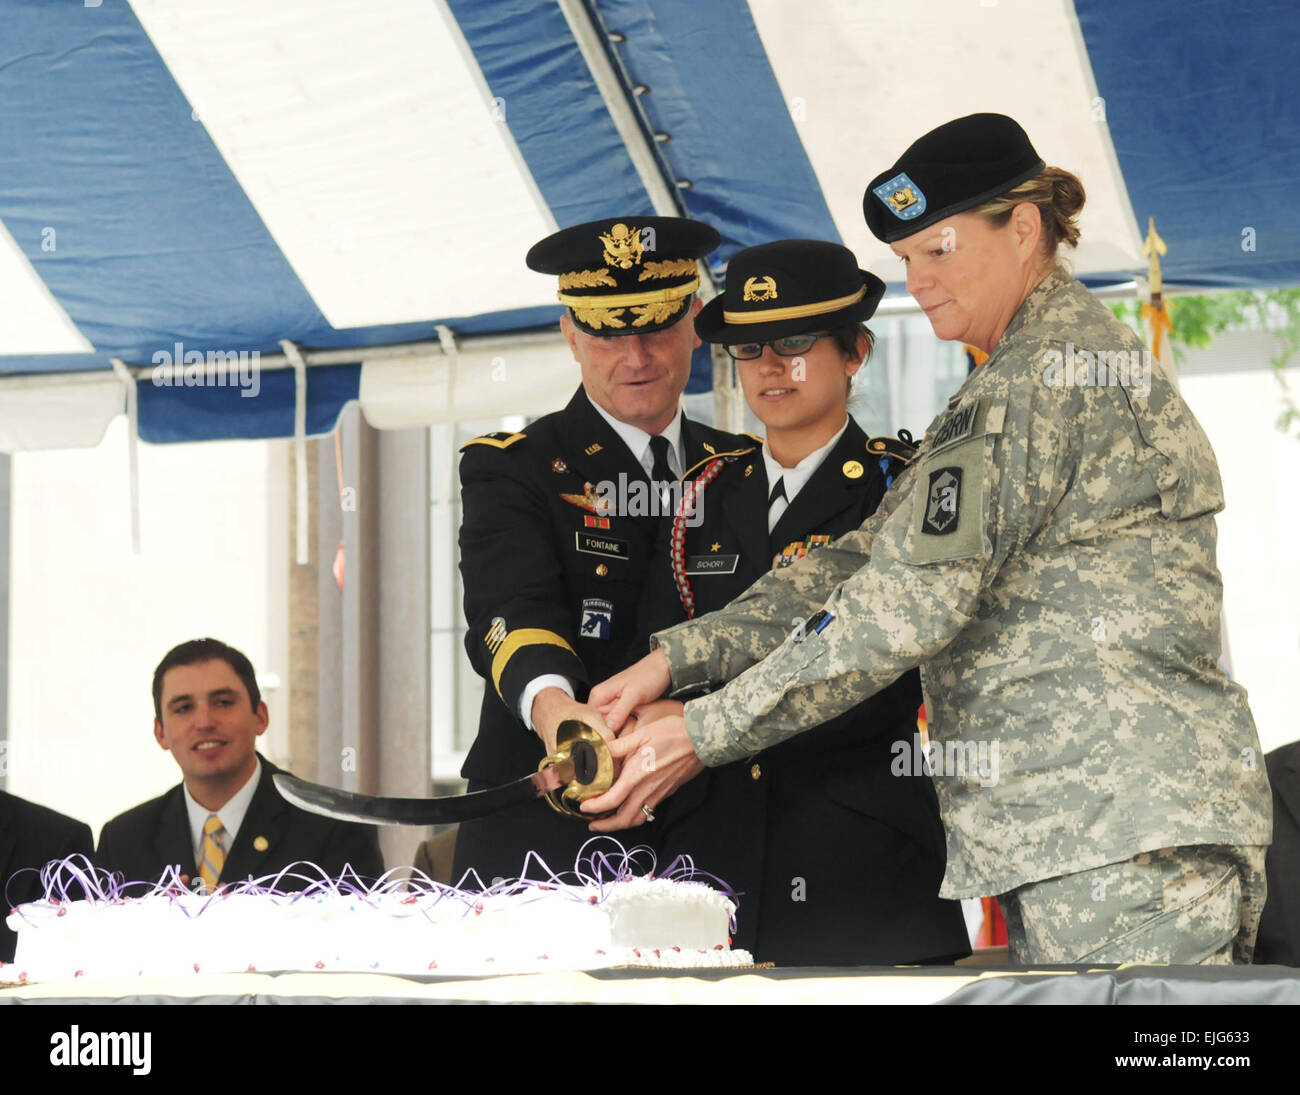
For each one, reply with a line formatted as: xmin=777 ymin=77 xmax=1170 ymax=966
xmin=153 ymin=658 xmax=267 ymax=804
xmin=562 ymin=298 xmax=701 ymax=436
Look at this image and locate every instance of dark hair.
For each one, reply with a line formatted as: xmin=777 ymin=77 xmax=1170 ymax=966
xmin=828 ymin=322 xmax=874 ymax=363
xmin=152 ymin=638 xmax=261 ymax=721
xmin=976 ymin=167 xmax=1086 ymax=258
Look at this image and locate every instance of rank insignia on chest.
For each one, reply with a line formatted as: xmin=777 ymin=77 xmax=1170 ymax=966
xmin=922 ymin=467 xmax=961 ymax=535
xmin=583 ymin=515 xmax=611 ymax=529
xmin=560 ymin=482 xmax=613 ymax=515
xmin=580 ymin=598 xmax=614 ymax=639
xmin=773 ymin=533 xmax=833 ymax=569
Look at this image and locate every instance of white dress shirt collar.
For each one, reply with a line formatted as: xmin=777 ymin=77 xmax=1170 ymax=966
xmin=762 ymin=416 xmax=851 ymax=509
xmin=585 ymin=392 xmax=684 ymax=477
xmin=183 ymin=755 xmax=262 ymax=863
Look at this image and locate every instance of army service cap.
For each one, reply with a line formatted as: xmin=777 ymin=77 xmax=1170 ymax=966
xmin=527 ymin=216 xmax=721 ymax=336
xmin=863 ymin=113 xmax=1045 ymax=243
xmin=695 ymin=239 xmax=885 ymax=344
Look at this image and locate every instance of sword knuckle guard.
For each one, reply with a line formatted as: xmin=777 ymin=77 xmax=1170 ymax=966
xmin=539 ymin=719 xmax=615 ymax=819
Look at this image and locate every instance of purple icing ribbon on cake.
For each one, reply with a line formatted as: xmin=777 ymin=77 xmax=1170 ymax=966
xmin=10 ymin=838 xmax=739 ymax=932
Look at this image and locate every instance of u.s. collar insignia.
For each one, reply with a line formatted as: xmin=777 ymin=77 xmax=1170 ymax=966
xmin=560 ymin=481 xmax=613 ymax=515
xmin=702 ymin=442 xmax=716 ymax=455
xmin=744 ymin=463 xmax=753 ymax=477
xmin=873 ymin=172 xmax=927 ymax=220
xmin=743 ymin=276 xmax=777 ymax=302
xmin=599 ymin=223 xmax=642 ymax=269
xmin=585 ymin=443 xmax=603 ymax=456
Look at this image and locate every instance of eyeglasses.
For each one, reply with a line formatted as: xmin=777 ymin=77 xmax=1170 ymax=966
xmin=724 ymin=333 xmax=828 ymax=361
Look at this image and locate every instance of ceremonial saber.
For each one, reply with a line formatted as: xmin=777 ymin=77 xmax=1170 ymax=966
xmin=273 ymin=720 xmax=614 ymax=825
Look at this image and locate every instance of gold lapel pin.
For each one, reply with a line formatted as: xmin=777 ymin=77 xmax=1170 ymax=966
xmin=253 ymin=835 xmax=270 ymax=852
xmin=842 ymin=460 xmax=864 ymax=479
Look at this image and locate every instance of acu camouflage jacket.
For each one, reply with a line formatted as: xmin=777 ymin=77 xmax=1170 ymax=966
xmin=654 ymin=267 xmax=1272 ymax=897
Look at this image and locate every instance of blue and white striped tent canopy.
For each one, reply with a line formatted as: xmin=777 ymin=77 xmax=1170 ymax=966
xmin=3 ymin=0 xmax=1297 ymax=450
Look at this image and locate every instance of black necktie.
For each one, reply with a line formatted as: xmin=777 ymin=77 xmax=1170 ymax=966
xmin=648 ymin=434 xmax=674 ymax=485
xmin=767 ymin=475 xmax=788 ymax=534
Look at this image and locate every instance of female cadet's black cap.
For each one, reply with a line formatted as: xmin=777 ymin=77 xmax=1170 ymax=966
xmin=526 ymin=216 xmax=720 ymax=336
xmin=863 ymin=113 xmax=1045 ymax=243
xmin=695 ymin=239 xmax=885 ymax=345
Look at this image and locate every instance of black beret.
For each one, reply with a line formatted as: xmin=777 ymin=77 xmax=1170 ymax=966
xmin=863 ymin=113 xmax=1045 ymax=243
xmin=526 ymin=216 xmax=720 ymax=336
xmin=695 ymin=239 xmax=884 ymax=344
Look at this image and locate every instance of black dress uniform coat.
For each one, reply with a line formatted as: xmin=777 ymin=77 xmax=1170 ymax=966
xmin=642 ymin=417 xmax=970 ymax=965
xmin=452 ymin=387 xmax=747 ymax=884
xmin=0 ymin=791 xmax=94 ymax=963
xmin=96 ymin=755 xmax=383 ymax=889
xmin=1256 ymin=740 xmax=1300 ymax=965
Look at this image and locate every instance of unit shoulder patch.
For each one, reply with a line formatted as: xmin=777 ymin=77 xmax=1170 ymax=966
xmin=460 ymin=431 xmax=527 ymax=452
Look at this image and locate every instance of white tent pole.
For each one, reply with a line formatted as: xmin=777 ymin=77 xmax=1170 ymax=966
xmin=280 ymin=340 xmax=310 ymax=566
xmin=109 ymin=358 xmax=141 ymax=554
xmin=553 ymin=1 xmax=744 ymax=425
xmin=434 ymin=324 xmax=459 ymax=418
xmin=555 ymin=0 xmax=680 ymax=217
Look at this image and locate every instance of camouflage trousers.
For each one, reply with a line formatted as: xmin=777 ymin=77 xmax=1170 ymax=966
xmin=997 ymin=845 xmax=1268 ymax=965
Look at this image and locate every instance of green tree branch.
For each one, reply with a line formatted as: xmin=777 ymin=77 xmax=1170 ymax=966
xmin=1111 ymin=289 xmax=1300 ymax=438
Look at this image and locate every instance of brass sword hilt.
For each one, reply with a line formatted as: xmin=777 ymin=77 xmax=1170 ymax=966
xmin=538 ymin=719 xmax=615 ymax=818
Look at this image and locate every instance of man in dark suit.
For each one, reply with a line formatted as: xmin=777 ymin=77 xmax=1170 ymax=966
xmin=1256 ymin=740 xmax=1300 ymax=965
xmin=1 ymin=791 xmax=94 ymax=962
xmin=452 ymin=216 xmax=750 ymax=885
xmin=97 ymin=639 xmax=382 ymax=890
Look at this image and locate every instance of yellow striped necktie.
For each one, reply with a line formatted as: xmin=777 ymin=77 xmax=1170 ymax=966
xmin=198 ymin=813 xmax=226 ymax=892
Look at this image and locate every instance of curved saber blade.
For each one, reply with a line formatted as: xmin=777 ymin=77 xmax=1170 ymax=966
xmin=274 ymin=769 xmax=563 ymax=827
